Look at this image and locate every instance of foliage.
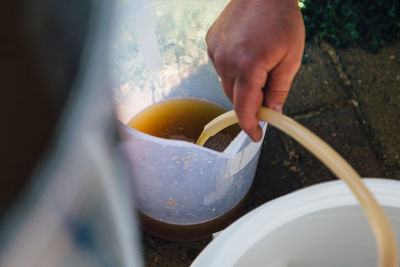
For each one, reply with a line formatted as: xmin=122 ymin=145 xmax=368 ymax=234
xmin=300 ymin=0 xmax=400 ymax=52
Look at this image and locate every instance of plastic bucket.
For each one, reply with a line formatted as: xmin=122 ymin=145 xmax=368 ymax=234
xmin=191 ymin=178 xmax=400 ymax=267
xmin=111 ymin=0 xmax=266 ymax=239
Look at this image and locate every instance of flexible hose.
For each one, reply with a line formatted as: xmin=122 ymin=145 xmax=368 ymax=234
xmin=196 ymin=107 xmax=398 ymax=267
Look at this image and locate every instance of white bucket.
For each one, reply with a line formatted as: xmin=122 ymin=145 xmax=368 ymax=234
xmin=191 ymin=178 xmax=400 ymax=267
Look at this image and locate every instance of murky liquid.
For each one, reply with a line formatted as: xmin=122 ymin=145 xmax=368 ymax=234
xmin=128 ymin=98 xmax=244 ymax=240
xmin=128 ymin=98 xmax=240 ymax=150
xmin=138 ymin=191 xmax=250 ymax=241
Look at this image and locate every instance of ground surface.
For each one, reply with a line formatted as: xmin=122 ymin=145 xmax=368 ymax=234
xmin=142 ymin=39 xmax=400 ymax=266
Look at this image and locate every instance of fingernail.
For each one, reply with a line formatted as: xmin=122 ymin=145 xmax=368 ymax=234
xmin=271 ymin=105 xmax=283 ymax=113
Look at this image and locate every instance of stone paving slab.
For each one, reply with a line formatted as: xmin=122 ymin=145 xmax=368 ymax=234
xmin=284 ymin=45 xmax=348 ymax=115
xmin=245 ymin=127 xmax=302 ymax=212
xmin=283 ymin=105 xmax=386 ymax=187
xmin=141 ymin=232 xmax=210 ymax=267
xmin=336 ymin=41 xmax=400 ymax=179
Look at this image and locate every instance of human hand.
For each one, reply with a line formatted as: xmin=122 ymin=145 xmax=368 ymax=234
xmin=206 ymin=0 xmax=305 ymax=141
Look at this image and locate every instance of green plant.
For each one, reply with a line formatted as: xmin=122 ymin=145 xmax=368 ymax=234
xmin=300 ymin=0 xmax=400 ymax=52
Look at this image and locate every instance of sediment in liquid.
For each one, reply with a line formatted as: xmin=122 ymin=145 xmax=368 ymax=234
xmin=128 ymin=98 xmax=244 ymax=240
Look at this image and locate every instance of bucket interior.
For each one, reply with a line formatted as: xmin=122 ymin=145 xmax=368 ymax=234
xmin=191 ymin=179 xmax=400 ymax=267
xmin=236 ymin=205 xmax=400 ymax=267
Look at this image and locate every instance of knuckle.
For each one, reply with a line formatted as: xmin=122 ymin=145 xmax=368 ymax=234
xmin=206 ymin=46 xmax=214 ymax=60
xmin=205 ymin=34 xmax=217 ymax=60
xmin=235 ymin=50 xmax=255 ymax=71
xmin=272 ymin=89 xmax=289 ymax=98
xmin=287 ymin=54 xmax=303 ymax=73
xmin=213 ymin=48 xmax=228 ymax=65
xmin=205 ymin=27 xmax=213 ymax=45
xmin=294 ymin=54 xmax=303 ymax=71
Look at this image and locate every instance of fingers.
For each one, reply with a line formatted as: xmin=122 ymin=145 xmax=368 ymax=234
xmin=209 ymin=48 xmax=301 ymax=142
xmin=212 ymin=48 xmax=235 ymax=102
xmin=233 ymin=68 xmax=267 ymax=142
xmin=263 ymin=54 xmax=301 ymax=113
xmin=222 ymin=77 xmax=234 ymax=101
xmin=208 ymin=46 xmax=267 ymax=141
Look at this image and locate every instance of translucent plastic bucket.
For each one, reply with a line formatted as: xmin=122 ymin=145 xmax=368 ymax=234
xmin=191 ymin=178 xmax=400 ymax=267
xmin=111 ymin=0 xmax=266 ymax=235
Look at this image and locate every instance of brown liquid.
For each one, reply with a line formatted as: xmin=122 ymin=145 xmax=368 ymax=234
xmin=137 ymin=191 xmax=250 ymax=241
xmin=129 ymin=98 xmax=245 ymax=240
xmin=128 ymin=98 xmax=240 ymax=147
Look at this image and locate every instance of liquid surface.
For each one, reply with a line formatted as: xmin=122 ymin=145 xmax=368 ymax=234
xmin=128 ymin=98 xmax=240 ymax=149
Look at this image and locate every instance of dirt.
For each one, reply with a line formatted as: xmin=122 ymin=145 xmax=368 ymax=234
xmin=204 ymin=132 xmax=234 ymax=152
xmin=284 ymin=44 xmax=348 ymax=115
xmin=336 ymin=40 xmax=400 ymax=178
xmin=285 ymin=39 xmax=400 ymax=179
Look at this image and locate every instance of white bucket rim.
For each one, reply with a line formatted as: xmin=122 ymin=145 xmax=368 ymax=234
xmin=191 ymin=178 xmax=400 ymax=267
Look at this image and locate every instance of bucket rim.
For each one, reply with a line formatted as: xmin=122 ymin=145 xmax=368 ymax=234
xmin=191 ymin=178 xmax=400 ymax=267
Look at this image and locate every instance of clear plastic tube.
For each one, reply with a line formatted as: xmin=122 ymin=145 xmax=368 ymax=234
xmin=196 ymin=107 xmax=398 ymax=267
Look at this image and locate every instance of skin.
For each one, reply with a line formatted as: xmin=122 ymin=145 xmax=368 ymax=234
xmin=206 ymin=0 xmax=305 ymax=141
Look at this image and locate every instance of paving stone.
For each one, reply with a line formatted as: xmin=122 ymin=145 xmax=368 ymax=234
xmin=284 ymin=105 xmax=386 ymax=187
xmin=142 ymin=232 xmax=210 ymax=267
xmin=337 ymin=41 xmax=400 ymax=179
xmin=284 ymin=43 xmax=348 ymax=115
xmin=245 ymin=127 xmax=302 ymax=212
